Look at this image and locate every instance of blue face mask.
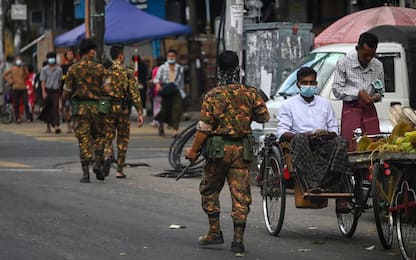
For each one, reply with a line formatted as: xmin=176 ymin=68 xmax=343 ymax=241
xmin=47 ymin=58 xmax=56 ymax=64
xmin=299 ymin=85 xmax=317 ymax=97
xmin=167 ymin=59 xmax=176 ymax=64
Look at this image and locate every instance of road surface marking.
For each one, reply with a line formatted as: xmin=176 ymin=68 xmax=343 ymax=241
xmin=0 ymin=168 xmax=62 ymax=172
xmin=0 ymin=160 xmax=30 ymax=168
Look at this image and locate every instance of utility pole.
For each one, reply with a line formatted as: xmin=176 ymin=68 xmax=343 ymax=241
xmin=85 ymin=0 xmax=105 ymax=62
xmin=85 ymin=0 xmax=90 ymax=38
xmin=224 ymin=0 xmax=244 ymax=63
xmin=91 ymin=0 xmax=105 ymax=62
xmin=0 ymin=0 xmax=5 ymax=98
xmin=205 ymin=0 xmax=211 ymax=35
xmin=185 ymin=0 xmax=200 ymax=109
xmin=13 ymin=0 xmax=25 ymax=55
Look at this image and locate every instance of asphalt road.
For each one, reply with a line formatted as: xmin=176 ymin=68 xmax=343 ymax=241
xmin=0 ymin=119 xmax=403 ymax=260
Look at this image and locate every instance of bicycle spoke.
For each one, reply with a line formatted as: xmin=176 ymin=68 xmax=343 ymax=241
xmin=395 ymin=178 xmax=416 ymax=258
xmin=261 ymin=142 xmax=286 ymax=236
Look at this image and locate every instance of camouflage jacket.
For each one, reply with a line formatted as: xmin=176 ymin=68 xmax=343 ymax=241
xmin=63 ymin=56 xmax=108 ymax=100
xmin=200 ymin=84 xmax=270 ymax=137
xmin=105 ymin=61 xmax=143 ymax=115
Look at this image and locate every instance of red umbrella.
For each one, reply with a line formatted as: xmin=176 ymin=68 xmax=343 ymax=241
xmin=314 ymin=6 xmax=416 ymax=48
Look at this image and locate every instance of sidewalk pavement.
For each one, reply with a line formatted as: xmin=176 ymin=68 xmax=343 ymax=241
xmin=0 ymin=111 xmax=200 ymax=136
xmin=0 ymin=111 xmax=201 ymax=179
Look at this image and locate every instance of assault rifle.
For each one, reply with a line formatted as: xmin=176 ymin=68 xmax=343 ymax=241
xmin=176 ymin=154 xmax=200 ymax=181
xmin=175 ymin=163 xmax=194 ymax=181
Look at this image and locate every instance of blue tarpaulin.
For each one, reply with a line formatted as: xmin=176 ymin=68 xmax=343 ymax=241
xmin=54 ymin=0 xmax=192 ymax=47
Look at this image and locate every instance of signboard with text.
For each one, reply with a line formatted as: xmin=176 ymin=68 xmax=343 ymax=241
xmin=11 ymin=4 xmax=27 ymax=20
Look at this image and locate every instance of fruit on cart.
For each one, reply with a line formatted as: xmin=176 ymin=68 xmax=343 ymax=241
xmin=357 ymin=121 xmax=416 ymax=153
xmin=367 ymin=139 xmax=387 ymax=151
xmin=404 ymin=130 xmax=416 ymax=138
xmin=379 ymin=144 xmax=402 ymax=152
xmin=357 ymin=135 xmax=373 ymax=151
xmin=390 ymin=121 xmax=414 ymax=140
xmin=399 ymin=142 xmax=414 ymax=152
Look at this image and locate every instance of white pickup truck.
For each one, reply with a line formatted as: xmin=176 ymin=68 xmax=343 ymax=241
xmin=252 ymin=25 xmax=416 ymax=139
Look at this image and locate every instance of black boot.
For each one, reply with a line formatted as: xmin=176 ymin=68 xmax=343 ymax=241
xmin=80 ymin=160 xmax=90 ymax=183
xmin=103 ymin=156 xmax=113 ymax=177
xmin=93 ymin=160 xmax=104 ymax=180
xmin=93 ymin=146 xmax=105 ymax=181
xmin=231 ymin=222 xmax=246 ymax=254
xmin=198 ymin=212 xmax=224 ymax=245
xmin=80 ymin=172 xmax=90 ymax=183
xmin=231 ymin=240 xmax=245 ymax=254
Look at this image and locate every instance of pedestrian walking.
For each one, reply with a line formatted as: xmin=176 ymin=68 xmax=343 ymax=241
xmin=332 ymin=32 xmax=384 ymax=151
xmin=34 ymin=61 xmax=48 ymax=113
xmin=2 ymin=57 xmax=32 ymax=123
xmin=61 ymin=39 xmax=109 ymax=183
xmin=102 ymin=45 xmax=144 ymax=179
xmin=149 ymin=56 xmax=165 ymax=127
xmin=39 ymin=52 xmax=63 ymax=133
xmin=61 ymin=49 xmax=76 ymax=133
xmin=185 ymin=50 xmax=270 ymax=254
xmin=131 ymin=54 xmax=148 ymax=116
xmin=153 ymin=49 xmax=185 ymax=138
xmin=26 ymin=64 xmax=36 ymax=117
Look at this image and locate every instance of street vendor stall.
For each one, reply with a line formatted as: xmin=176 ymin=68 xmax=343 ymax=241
xmin=349 ymin=119 xmax=416 ymax=258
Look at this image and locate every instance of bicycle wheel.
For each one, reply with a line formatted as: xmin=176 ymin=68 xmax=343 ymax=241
xmin=168 ymin=122 xmax=204 ymax=170
xmin=0 ymin=105 xmax=13 ymax=124
xmin=168 ymin=130 xmax=187 ymax=169
xmin=337 ymin=175 xmax=360 ymax=237
xmin=372 ymin=162 xmax=400 ymax=249
xmin=261 ymin=146 xmax=286 ymax=236
xmin=396 ymin=179 xmax=416 ymax=260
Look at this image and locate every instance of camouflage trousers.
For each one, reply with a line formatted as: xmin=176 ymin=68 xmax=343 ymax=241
xmin=200 ymin=144 xmax=252 ymax=224
xmin=103 ymin=106 xmax=130 ymax=173
xmin=72 ymin=103 xmax=106 ymax=161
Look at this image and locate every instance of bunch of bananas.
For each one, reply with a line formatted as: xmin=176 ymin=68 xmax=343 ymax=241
xmin=357 ymin=121 xmax=416 ymax=153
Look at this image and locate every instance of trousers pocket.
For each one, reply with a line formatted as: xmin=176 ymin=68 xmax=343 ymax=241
xmin=98 ymin=98 xmax=112 ymax=114
xmin=207 ymin=136 xmax=225 ymax=159
xmin=242 ymin=136 xmax=253 ymax=162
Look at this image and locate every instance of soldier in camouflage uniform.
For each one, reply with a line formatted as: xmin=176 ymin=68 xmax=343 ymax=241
xmin=186 ymin=50 xmax=270 ymax=254
xmin=61 ymin=39 xmax=109 ymax=183
xmin=102 ymin=45 xmax=144 ymax=178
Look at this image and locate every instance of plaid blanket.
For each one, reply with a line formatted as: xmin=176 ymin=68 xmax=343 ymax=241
xmin=291 ymin=134 xmax=353 ymax=190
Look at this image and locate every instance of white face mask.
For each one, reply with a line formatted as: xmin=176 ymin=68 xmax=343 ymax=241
xmin=167 ymin=58 xmax=176 ymax=64
xmin=15 ymin=59 xmax=23 ymax=66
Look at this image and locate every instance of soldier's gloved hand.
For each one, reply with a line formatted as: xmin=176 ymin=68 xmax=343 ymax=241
xmin=185 ymin=147 xmax=198 ymax=163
